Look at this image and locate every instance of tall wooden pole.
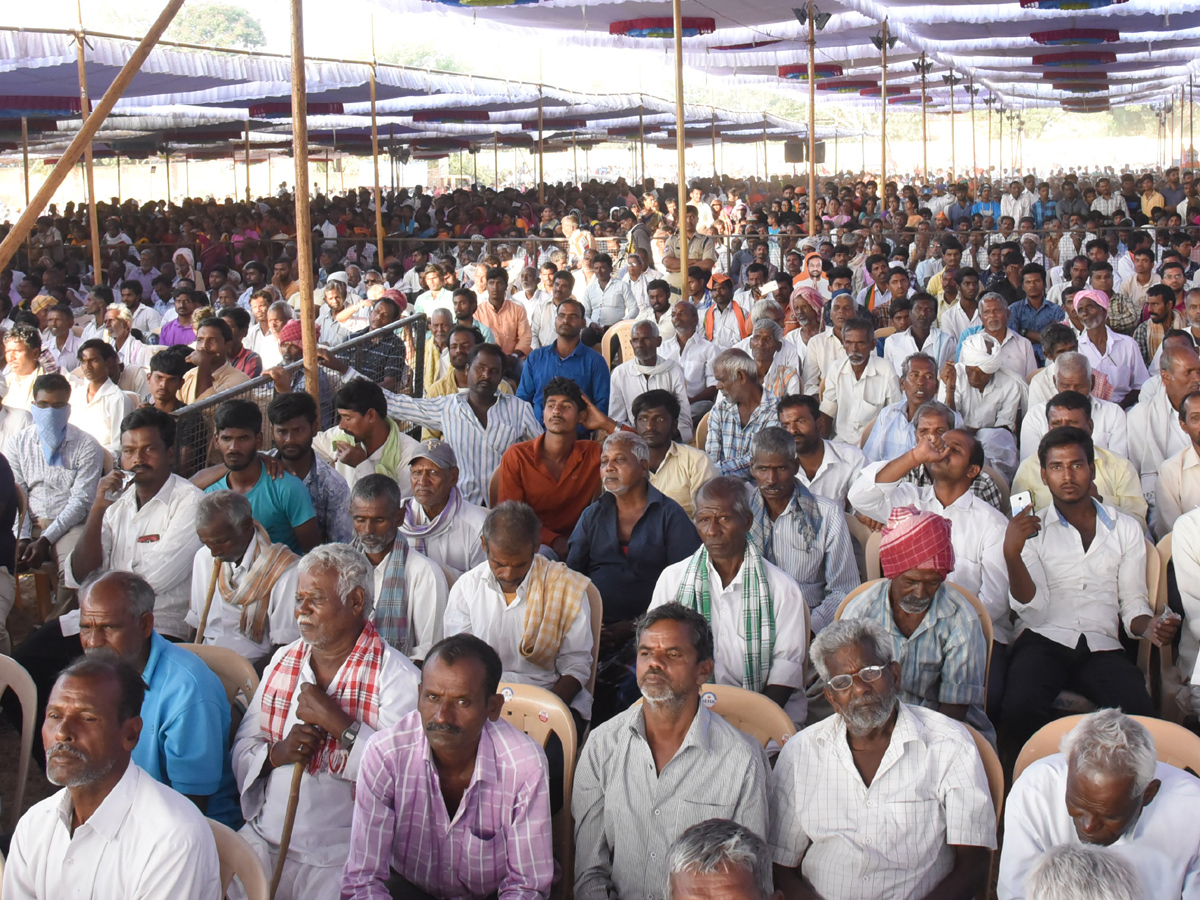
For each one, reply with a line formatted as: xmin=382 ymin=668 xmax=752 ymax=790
xmin=639 ymin=102 xmax=646 ymax=188
xmin=1191 ymin=76 xmax=1195 ymax=170
xmin=711 ymin=106 xmax=718 ymax=181
xmin=987 ymin=101 xmax=992 ymax=177
xmin=880 ymin=19 xmax=888 ymax=183
xmin=116 ymin=153 xmax=121 ymax=198
xmin=21 ymin=117 xmax=30 ymax=207
xmin=370 ymin=65 xmax=385 ymax=264
xmin=671 ymin=0 xmax=689 ymax=289
xmin=76 ymin=24 xmax=103 ymax=286
xmin=919 ymin=54 xmax=928 ymax=179
xmin=948 ymin=75 xmax=956 ymax=181
xmin=165 ymin=148 xmax=171 ymax=204
xmin=762 ymin=117 xmax=769 ymax=183
xmin=970 ymin=78 xmax=977 ymax=183
xmin=537 ymin=87 xmax=545 ymax=203
xmin=806 ymin=0 xmax=817 ymax=237
xmin=290 ymin=0 xmax=319 ymax=409
xmin=573 ymin=133 xmax=578 ymax=185
xmin=244 ymin=120 xmax=251 ymax=202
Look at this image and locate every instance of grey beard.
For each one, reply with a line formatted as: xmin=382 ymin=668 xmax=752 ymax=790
xmin=45 ymin=744 xmax=116 ymax=788
xmin=898 ymin=593 xmax=933 ymax=615
xmin=355 ymin=532 xmax=395 ymax=554
xmin=639 ymin=681 xmax=688 ymax=713
xmin=842 ymin=691 xmax=898 ymax=736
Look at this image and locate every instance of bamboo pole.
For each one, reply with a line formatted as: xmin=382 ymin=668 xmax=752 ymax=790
xmin=671 ymin=0 xmax=689 ymax=289
xmin=369 ymin=65 xmax=385 ymax=264
xmin=537 ymin=87 xmax=544 ymax=203
xmin=493 ymin=132 xmax=499 ymax=188
xmin=165 ymin=148 xmax=171 ymax=204
xmin=919 ymin=55 xmax=927 ymax=179
xmin=948 ymin=75 xmax=956 ymax=182
xmin=1191 ymin=76 xmax=1195 ymax=170
xmin=762 ymin=117 xmax=768 ymax=183
xmin=880 ymin=19 xmax=888 ymax=183
xmin=245 ymin=120 xmax=251 ymax=202
xmin=711 ymin=106 xmax=718 ymax=181
xmin=0 ymin=0 xmax=187 ymax=273
xmin=638 ymin=101 xmax=646 ymax=188
xmin=573 ymin=133 xmax=578 ymax=185
xmin=970 ymin=78 xmax=977 ymax=184
xmin=117 ymin=153 xmax=122 ymax=198
xmin=806 ymin=0 xmax=817 ymax=237
xmin=76 ymin=24 xmax=103 ymax=287
xmin=290 ymin=0 xmax=319 ymax=410
xmin=21 ymin=117 xmax=30 ymax=207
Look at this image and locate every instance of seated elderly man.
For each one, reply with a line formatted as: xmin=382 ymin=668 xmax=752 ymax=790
xmin=820 ymin=317 xmax=902 ymax=446
xmin=348 ymin=474 xmax=448 ymax=662
xmin=706 ymin=349 xmax=780 ymax=479
xmin=574 ymin=603 xmax=768 ymax=900
xmin=800 ymin=290 xmax=857 ymax=395
xmin=651 ymin=476 xmax=810 ymax=723
xmin=1127 ymin=342 xmax=1200 ymax=509
xmin=1024 ymin=845 xmax=1142 ymax=900
xmin=956 ymin=293 xmax=1039 ymax=380
xmin=1026 ymin=322 xmax=1115 ymax=412
xmin=568 ymin=431 xmax=700 ymax=722
xmin=445 ymin=501 xmax=595 ymax=725
xmin=1075 ymin=289 xmax=1149 ymax=407
xmin=770 ymin=617 xmax=996 ymax=900
xmin=190 ymin=491 xmax=301 ymax=665
xmin=665 ymin=819 xmax=778 ymax=900
xmin=747 ymin=426 xmax=857 ymax=634
xmin=608 ymin=319 xmax=694 ymax=442
xmin=941 ymin=332 xmax=1027 ymax=479
xmin=747 ymin=318 xmax=801 ymax=399
xmin=662 ymin=300 xmax=721 ymax=420
xmin=634 ymin=390 xmax=719 ymax=518
xmin=1013 ymin=393 xmax=1146 ymax=526
xmin=4 ymin=657 xmax=220 ymax=900
xmin=341 ymin=635 xmax=554 ymax=900
xmin=233 ymin=544 xmax=421 ymax=900
xmin=999 ymin=709 xmax=1200 ymax=900
xmin=839 ymin=507 xmax=995 ymax=744
xmin=1020 ymin=352 xmax=1128 ymax=461
xmin=1000 ymin=427 xmax=1177 ymax=767
xmin=397 ymin=439 xmax=488 ymax=579
xmin=862 ymin=353 xmax=960 ymax=464
xmin=7 ymin=372 xmax=104 ymax=612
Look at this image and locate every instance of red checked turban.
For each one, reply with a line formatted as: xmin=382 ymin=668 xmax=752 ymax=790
xmin=879 ymin=506 xmax=955 ymax=579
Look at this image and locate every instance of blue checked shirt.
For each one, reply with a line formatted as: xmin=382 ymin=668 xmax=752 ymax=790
xmin=1007 ymin=297 xmax=1066 ymax=365
xmin=1032 ymin=199 xmax=1058 ymax=228
xmin=841 ymin=579 xmax=994 ymax=744
xmin=747 ymin=483 xmax=858 ymax=633
xmin=705 ymin=388 xmax=780 ymax=479
xmin=381 ymin=390 xmax=542 ymax=506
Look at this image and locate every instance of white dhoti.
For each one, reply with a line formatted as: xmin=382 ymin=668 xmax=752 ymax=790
xmin=230 ymin=826 xmax=346 ymax=900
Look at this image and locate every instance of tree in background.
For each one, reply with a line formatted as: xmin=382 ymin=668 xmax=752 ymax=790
xmin=167 ymin=1 xmax=266 ymax=49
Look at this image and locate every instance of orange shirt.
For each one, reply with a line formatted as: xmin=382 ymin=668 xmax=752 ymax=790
xmin=497 ymin=436 xmax=602 ymax=546
xmin=475 ymin=298 xmax=533 ymax=357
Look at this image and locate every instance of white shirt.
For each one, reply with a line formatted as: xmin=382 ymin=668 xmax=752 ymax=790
xmin=445 ymin=561 xmax=595 ymax=718
xmin=1019 ymin=395 xmax=1129 ymax=461
xmin=633 ymin=306 xmax=677 ymax=344
xmin=1078 ymin=327 xmax=1149 ymax=404
xmin=1001 ymin=192 xmax=1035 ymax=222
xmin=701 ymin=296 xmax=752 ymax=350
xmin=63 ymin=474 xmax=202 ymax=640
xmin=941 ymin=365 xmax=1026 ymax=431
xmin=651 ymin=554 xmax=810 ymax=724
xmin=401 ymin=499 xmax=488 ymax=577
xmin=941 ymin=302 xmax=982 ymax=344
xmin=796 ymin=440 xmax=865 ymax=509
xmin=1012 ymin=501 xmax=1152 ymax=652
xmin=769 ymin=703 xmax=997 ymax=900
xmin=819 ymin=355 xmax=902 ymax=447
xmin=187 ymin=541 xmax=301 ymax=661
xmin=129 ymin=302 xmax=161 ymax=336
xmin=609 ymin=358 xmax=694 ymax=442
xmin=998 ymin=755 xmax=1200 ymax=900
xmin=884 ymin=328 xmax=957 ymax=376
xmin=370 ymin=546 xmax=448 ymax=662
xmin=69 ymin=379 xmax=132 ymax=457
xmin=849 ymin=463 xmax=1013 ymax=643
xmin=660 ymin=333 xmax=719 ymax=399
xmin=46 ymin=331 xmax=81 ymax=373
xmin=974 ymin=329 xmax=1040 ymax=381
xmin=1165 ymin=508 xmax=1200 ymax=685
xmin=1156 ymin=444 xmax=1200 ymax=539
xmin=3 ymin=762 xmax=220 ymax=900
xmin=528 ymin=297 xmax=560 ymax=350
xmin=232 ymin=636 xmax=420 ymax=868
xmin=312 ymin=426 xmax=420 ymax=496
xmin=800 ymin=328 xmax=847 ymax=396
xmin=247 ymin=325 xmax=282 ymax=369
xmin=1127 ymin=387 xmax=1190 ymax=505
xmin=583 ymin=277 xmax=638 ymax=329
xmin=115 ymin=338 xmax=153 ymax=374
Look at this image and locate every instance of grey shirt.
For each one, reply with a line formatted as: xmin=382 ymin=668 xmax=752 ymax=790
xmin=573 ymin=703 xmax=769 ymax=900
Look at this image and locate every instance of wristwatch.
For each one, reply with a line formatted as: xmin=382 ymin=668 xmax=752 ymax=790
xmin=340 ymin=720 xmax=361 ymax=749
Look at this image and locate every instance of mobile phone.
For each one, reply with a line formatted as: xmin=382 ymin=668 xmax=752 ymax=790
xmin=1010 ymin=490 xmax=1033 ymax=517
xmin=759 ymin=280 xmax=779 ymax=295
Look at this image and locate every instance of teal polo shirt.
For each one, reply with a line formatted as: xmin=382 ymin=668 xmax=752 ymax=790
xmin=207 ymin=461 xmax=316 ymax=553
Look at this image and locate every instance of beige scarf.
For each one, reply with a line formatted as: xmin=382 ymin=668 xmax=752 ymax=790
xmin=517 ymin=555 xmax=589 ymax=670
xmin=218 ymin=523 xmax=299 ymax=644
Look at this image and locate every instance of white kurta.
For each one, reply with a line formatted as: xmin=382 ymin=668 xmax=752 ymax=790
xmin=1019 ymin=395 xmax=1129 ymax=461
xmin=401 ymin=499 xmax=488 ymax=577
xmin=608 ymin=358 xmax=694 ymax=442
xmin=819 ymin=355 xmax=902 ymax=447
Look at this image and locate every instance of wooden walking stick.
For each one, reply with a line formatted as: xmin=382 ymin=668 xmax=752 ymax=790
xmin=194 ymin=558 xmax=222 ymax=644
xmin=269 ymin=762 xmax=306 ymax=899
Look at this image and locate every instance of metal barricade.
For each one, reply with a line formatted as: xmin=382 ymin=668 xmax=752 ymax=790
xmin=170 ymin=312 xmax=427 ymax=478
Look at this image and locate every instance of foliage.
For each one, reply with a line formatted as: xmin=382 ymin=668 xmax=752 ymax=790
xmin=166 ymin=1 xmax=267 ymax=49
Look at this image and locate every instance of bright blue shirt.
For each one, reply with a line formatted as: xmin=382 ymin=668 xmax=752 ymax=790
xmin=134 ymin=631 xmax=241 ymax=827
xmin=971 ymin=200 xmax=1001 ymax=223
xmin=517 ymin=339 xmax=610 ymax=424
xmin=1008 ymin=297 xmax=1065 ymax=365
xmin=207 ymin=462 xmax=315 ymax=552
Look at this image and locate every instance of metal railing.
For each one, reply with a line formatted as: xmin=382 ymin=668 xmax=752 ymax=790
xmin=170 ymin=312 xmax=427 ymax=478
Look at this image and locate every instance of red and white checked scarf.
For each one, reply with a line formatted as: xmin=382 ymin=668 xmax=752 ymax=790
xmin=259 ymin=620 xmax=386 ymax=776
xmin=879 ymin=506 xmax=956 ymax=580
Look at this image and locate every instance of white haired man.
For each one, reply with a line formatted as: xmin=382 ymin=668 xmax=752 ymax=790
xmin=1025 ymin=845 xmax=1143 ymax=900
xmin=666 ymin=819 xmax=781 ymax=900
xmin=998 ymin=709 xmax=1200 ymax=900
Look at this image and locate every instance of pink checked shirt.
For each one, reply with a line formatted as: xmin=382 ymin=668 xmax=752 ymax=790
xmin=341 ymin=709 xmax=554 ymax=900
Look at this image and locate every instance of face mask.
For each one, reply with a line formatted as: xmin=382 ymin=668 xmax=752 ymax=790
xmin=30 ymin=405 xmax=70 ymax=466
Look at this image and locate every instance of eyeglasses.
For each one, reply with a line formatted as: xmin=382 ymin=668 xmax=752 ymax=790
xmin=827 ymin=665 xmax=886 ymax=693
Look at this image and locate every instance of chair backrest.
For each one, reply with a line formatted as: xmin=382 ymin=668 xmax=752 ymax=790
xmin=602 ymin=320 xmax=636 ymax=370
xmin=864 ymin=530 xmax=882 ymax=581
xmin=695 ymin=684 xmax=796 ymax=748
xmin=498 ymin=682 xmax=578 ymax=900
xmin=966 ymin=723 xmax=1005 ymax=822
xmin=0 ymin=655 xmax=35 ymax=831
xmin=209 ymin=818 xmax=269 ymax=900
xmin=488 ymin=468 xmax=500 ymax=508
xmin=1138 ymin=538 xmax=1162 ymax=683
xmin=693 ymin=411 xmax=710 ymax=450
xmin=584 ymin=581 xmax=602 ymax=697
xmin=1013 ymin=714 xmax=1200 ymax=784
xmin=181 ymin=644 xmax=260 ymax=708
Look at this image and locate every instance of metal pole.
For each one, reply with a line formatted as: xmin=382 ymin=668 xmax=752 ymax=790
xmin=920 ymin=54 xmax=927 ymax=179
xmin=290 ymin=0 xmax=320 ymax=409
xmin=75 ymin=22 xmax=103 ymax=288
xmin=712 ymin=105 xmax=718 ymax=181
xmin=370 ymin=64 xmax=385 ymax=265
xmin=806 ymin=0 xmax=817 ymax=237
xmin=671 ymin=0 xmax=689 ymax=287
xmin=880 ymin=19 xmax=888 ymax=183
xmin=21 ymin=117 xmax=30 ymax=207
xmin=987 ymin=102 xmax=992 ymax=178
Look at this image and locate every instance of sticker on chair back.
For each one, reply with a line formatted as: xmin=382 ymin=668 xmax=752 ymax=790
xmin=538 ymin=710 xmax=549 ymax=723
xmin=701 ymin=691 xmax=717 ymax=708
xmin=501 ymin=687 xmax=514 ymax=700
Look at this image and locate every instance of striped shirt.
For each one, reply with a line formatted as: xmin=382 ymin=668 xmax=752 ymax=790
xmin=769 ymin=703 xmax=996 ymax=900
xmin=841 ymin=580 xmax=994 ymax=744
xmin=341 ymin=710 xmax=553 ymax=900
xmin=6 ymin=424 xmax=104 ymax=542
xmin=381 ymin=391 xmax=542 ymax=507
xmin=574 ymin=704 xmax=769 ymax=900
xmin=705 ymin=387 xmax=780 ymax=479
xmin=747 ymin=483 xmax=858 ymax=633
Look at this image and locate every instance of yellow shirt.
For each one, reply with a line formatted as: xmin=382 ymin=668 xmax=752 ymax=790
xmin=648 ymin=441 xmax=720 ymax=518
xmin=1012 ymin=445 xmax=1147 ymax=526
xmin=180 ymin=362 xmax=250 ymax=405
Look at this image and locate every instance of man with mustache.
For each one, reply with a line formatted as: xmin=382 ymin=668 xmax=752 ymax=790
xmin=819 ymin=317 xmax=901 ymax=446
xmin=770 ymin=617 xmax=996 ymax=900
xmin=341 ymin=634 xmax=554 ymax=900
xmin=398 ymin=439 xmax=488 ymax=580
xmin=233 ymin=544 xmax=420 ymax=900
xmin=998 ymin=709 xmax=1200 ymax=900
xmin=4 ymin=657 xmax=221 ymax=899
xmin=573 ymin=603 xmax=768 ymax=900
xmin=609 ymin=319 xmax=693 ymax=442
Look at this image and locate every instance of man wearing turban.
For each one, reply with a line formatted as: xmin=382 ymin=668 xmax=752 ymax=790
xmin=1074 ymin=287 xmax=1149 ymax=407
xmin=839 ymin=505 xmax=994 ymax=745
xmin=940 ymin=327 xmax=1026 ymax=480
